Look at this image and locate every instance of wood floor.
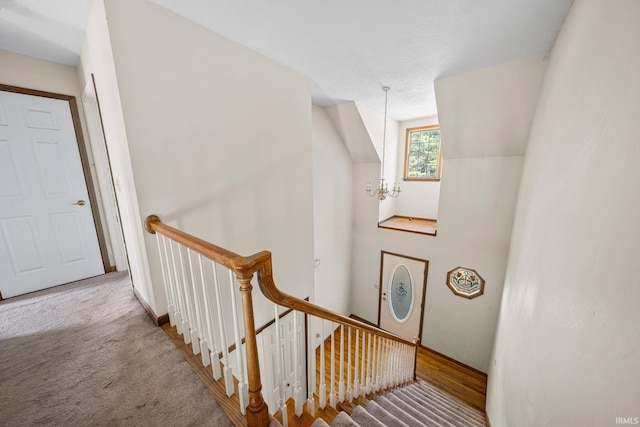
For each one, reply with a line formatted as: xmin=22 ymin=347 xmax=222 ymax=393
xmin=415 ymin=346 xmax=487 ymax=411
xmin=378 ymin=215 xmax=437 ymax=236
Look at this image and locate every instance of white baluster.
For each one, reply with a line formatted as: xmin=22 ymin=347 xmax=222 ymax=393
xmin=408 ymin=344 xmax=413 ymax=383
xmin=338 ymin=324 xmax=344 ymax=403
xmin=376 ymin=337 xmax=384 ymax=391
xmin=228 ymin=270 xmax=248 ymax=414
xmin=360 ymin=331 xmax=366 ymax=396
xmin=400 ymin=344 xmax=406 ymax=384
xmin=366 ymin=332 xmax=372 ymax=395
xmin=382 ymin=338 xmax=389 ymax=389
xmin=306 ymin=314 xmax=316 ymax=417
xmin=353 ymin=329 xmax=359 ymax=399
xmin=319 ymin=319 xmax=326 ymax=409
xmin=393 ymin=341 xmax=400 ymax=387
xmin=177 ymin=244 xmax=195 ymax=346
xmin=155 ymin=234 xmax=174 ymax=327
xmin=161 ymin=236 xmax=179 ymax=327
xmin=329 ymin=323 xmax=336 ymax=408
xmin=398 ymin=342 xmax=404 ymax=386
xmin=380 ymin=337 xmax=385 ymax=390
xmin=377 ymin=337 xmax=382 ymax=390
xmin=186 ymin=250 xmax=202 ymax=355
xmin=400 ymin=342 xmax=405 ymax=386
xmin=211 ymin=261 xmax=234 ymax=396
xmin=347 ymin=326 xmax=352 ymax=402
xmin=293 ymin=311 xmax=303 ymax=417
xmin=372 ymin=335 xmax=378 ymax=392
xmin=377 ymin=337 xmax=383 ymax=390
xmin=388 ymin=340 xmax=393 ymax=388
xmin=404 ymin=344 xmax=410 ymax=383
xmin=197 ymin=254 xmax=217 ymax=373
xmin=274 ymin=305 xmax=288 ymax=427
xmin=169 ymin=241 xmax=188 ymax=338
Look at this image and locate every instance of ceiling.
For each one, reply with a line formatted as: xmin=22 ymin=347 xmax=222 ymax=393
xmin=0 ymin=0 xmax=93 ymax=66
xmin=1 ymin=0 xmax=573 ymax=121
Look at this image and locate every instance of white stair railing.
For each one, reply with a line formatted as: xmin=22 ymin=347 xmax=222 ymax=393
xmin=145 ymin=215 xmax=419 ymax=427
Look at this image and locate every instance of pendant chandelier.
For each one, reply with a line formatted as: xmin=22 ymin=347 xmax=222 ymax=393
xmin=366 ymin=86 xmax=400 ymax=201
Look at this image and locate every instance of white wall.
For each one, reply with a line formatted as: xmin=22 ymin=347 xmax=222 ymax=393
xmin=487 ymin=1 xmax=640 ymax=425
xmin=101 ymin=0 xmax=315 ymax=328
xmin=0 ymin=50 xmax=82 ymax=97
xmin=312 ymin=105 xmax=353 ymax=314
xmin=350 ymin=54 xmax=546 ymax=372
xmin=325 ymin=102 xmax=379 ymax=164
xmin=437 ymin=53 xmax=548 ymax=159
xmin=357 ymin=103 xmax=400 ymax=222
xmin=394 ymin=116 xmax=441 ymax=219
xmin=78 ymin=0 xmax=157 ymax=309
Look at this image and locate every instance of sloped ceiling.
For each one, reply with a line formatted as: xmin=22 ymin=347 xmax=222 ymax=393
xmin=0 ymin=0 xmax=93 ymax=66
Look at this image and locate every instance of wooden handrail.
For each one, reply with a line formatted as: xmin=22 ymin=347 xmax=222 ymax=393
xmin=145 ymin=215 xmax=417 ymax=347
xmin=145 ymin=215 xmax=419 ymax=427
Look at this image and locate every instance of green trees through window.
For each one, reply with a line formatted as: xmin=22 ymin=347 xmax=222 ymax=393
xmin=404 ymin=125 xmax=442 ymax=180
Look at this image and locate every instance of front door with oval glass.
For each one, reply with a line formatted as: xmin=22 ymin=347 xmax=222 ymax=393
xmin=378 ymin=251 xmax=428 ymax=342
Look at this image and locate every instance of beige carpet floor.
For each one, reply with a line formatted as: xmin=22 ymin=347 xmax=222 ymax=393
xmin=0 ymin=272 xmax=232 ymax=427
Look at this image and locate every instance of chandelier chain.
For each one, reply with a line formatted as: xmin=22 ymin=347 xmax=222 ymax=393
xmin=381 ymin=86 xmax=389 ymax=181
xmin=365 ymin=86 xmax=400 ymax=201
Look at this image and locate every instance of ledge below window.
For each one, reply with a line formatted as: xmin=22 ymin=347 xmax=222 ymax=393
xmin=378 ymin=216 xmax=437 ymax=236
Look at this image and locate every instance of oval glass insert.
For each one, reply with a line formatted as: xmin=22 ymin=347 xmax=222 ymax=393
xmin=389 ymin=264 xmax=413 ymax=322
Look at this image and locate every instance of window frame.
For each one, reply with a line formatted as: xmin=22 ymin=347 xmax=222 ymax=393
xmin=403 ymin=124 xmax=443 ymax=182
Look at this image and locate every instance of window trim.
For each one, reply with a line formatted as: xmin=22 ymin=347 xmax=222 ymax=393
xmin=403 ymin=124 xmax=442 ymax=182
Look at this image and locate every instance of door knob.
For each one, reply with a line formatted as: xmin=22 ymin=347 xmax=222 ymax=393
xmin=73 ymin=200 xmax=86 ymax=206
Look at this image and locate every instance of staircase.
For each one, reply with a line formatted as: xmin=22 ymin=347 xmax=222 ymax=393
xmin=307 ymin=380 xmax=485 ymax=427
xmin=144 ymin=216 xmax=486 ymax=427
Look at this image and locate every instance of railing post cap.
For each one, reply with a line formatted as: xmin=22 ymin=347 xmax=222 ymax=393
xmin=144 ymin=214 xmax=161 ymax=234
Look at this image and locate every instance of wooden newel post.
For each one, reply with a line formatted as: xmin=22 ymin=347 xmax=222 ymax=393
xmin=413 ymin=337 xmax=421 ymax=381
xmin=237 ymin=272 xmax=270 ymax=427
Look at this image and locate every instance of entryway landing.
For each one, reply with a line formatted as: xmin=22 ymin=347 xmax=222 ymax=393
xmin=378 ymin=216 xmax=437 ymax=236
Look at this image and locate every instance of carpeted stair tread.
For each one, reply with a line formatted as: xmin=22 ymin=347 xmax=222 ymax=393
xmin=350 ymin=405 xmax=386 ymax=427
xmin=407 ymin=384 xmax=485 ymax=423
xmin=394 ymin=388 xmax=478 ymax=427
xmin=331 ymin=411 xmax=360 ymax=426
xmin=376 ymin=395 xmax=429 ymax=426
xmin=304 ymin=380 xmax=487 ymax=427
xmin=401 ymin=386 xmax=484 ymax=427
xmin=311 ymin=417 xmax=331 ymax=427
xmin=412 ymin=381 xmax=485 ymax=422
xmin=387 ymin=393 xmax=454 ymax=427
xmin=365 ymin=401 xmax=410 ymax=427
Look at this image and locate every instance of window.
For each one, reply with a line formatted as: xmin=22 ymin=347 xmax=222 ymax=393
xmin=404 ymin=125 xmax=442 ymax=180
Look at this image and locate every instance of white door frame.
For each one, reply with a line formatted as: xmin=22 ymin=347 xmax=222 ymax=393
xmin=0 ymin=84 xmax=111 ymax=300
xmin=377 ymin=251 xmax=429 ymax=342
xmin=81 ymin=79 xmax=128 ymax=272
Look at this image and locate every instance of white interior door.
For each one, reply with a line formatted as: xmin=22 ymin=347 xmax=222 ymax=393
xmin=379 ymin=252 xmax=427 ymax=342
xmin=0 ymin=90 xmax=104 ymax=298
